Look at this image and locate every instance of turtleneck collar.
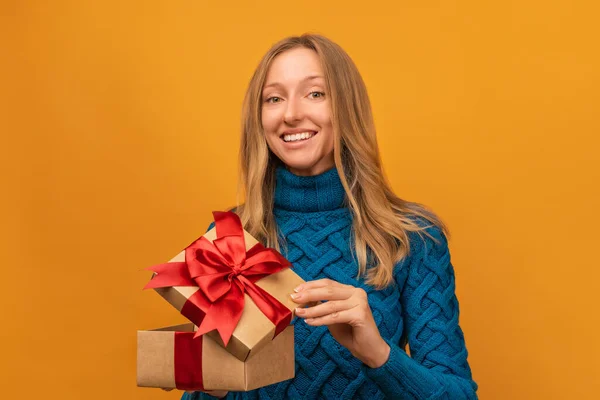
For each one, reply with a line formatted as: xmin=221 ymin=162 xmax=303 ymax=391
xmin=273 ymin=166 xmax=346 ymax=212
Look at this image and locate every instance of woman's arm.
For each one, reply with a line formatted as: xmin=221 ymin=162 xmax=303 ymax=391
xmin=365 ymin=225 xmax=478 ymax=399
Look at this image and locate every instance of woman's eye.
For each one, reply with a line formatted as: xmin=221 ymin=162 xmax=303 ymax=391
xmin=308 ymin=91 xmax=325 ymax=99
xmin=266 ymin=96 xmax=281 ymax=103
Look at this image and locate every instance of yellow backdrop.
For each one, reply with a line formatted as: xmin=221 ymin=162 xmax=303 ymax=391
xmin=2 ymin=1 xmax=599 ymax=399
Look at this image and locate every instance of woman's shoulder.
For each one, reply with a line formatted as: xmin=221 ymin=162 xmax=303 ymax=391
xmin=401 ymin=213 xmax=450 ymax=265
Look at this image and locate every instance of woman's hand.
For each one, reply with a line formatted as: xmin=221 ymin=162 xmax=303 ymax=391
xmin=291 ymin=278 xmax=390 ymax=368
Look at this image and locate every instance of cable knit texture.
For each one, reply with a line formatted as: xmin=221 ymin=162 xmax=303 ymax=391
xmin=183 ymin=166 xmax=477 ymax=400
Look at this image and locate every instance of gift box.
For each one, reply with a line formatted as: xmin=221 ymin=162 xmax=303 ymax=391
xmin=144 ymin=211 xmax=306 ymax=361
xmin=137 ymin=323 xmax=295 ymax=391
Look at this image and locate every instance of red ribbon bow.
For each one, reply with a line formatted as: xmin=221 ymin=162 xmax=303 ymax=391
xmin=144 ymin=211 xmax=292 ymax=346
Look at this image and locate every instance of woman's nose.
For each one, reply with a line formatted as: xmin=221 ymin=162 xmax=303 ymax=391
xmin=283 ymin=98 xmax=304 ymax=124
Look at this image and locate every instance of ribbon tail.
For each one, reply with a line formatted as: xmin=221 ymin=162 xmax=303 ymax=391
xmin=143 ymin=262 xmax=194 ymax=289
xmin=194 ymin=284 xmax=245 ymax=346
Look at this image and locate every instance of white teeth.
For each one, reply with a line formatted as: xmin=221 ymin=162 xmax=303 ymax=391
xmin=283 ymin=132 xmax=315 ymax=142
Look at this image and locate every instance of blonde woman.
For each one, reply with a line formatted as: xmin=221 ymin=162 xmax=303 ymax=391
xmin=184 ymin=34 xmax=478 ymax=400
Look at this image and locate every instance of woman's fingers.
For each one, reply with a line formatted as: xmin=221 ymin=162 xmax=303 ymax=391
xmin=291 ymin=285 xmax=354 ymax=304
xmin=303 ymin=307 xmax=363 ymax=326
xmin=295 ymin=299 xmax=356 ymax=319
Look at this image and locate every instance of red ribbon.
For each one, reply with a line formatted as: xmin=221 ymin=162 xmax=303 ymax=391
xmin=174 ymin=332 xmax=204 ymax=391
xmin=145 ymin=211 xmax=293 ymax=346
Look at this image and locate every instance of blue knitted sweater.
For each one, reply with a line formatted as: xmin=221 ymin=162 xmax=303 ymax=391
xmin=184 ymin=166 xmax=477 ymax=400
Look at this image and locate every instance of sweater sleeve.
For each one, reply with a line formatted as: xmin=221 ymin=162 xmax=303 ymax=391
xmin=365 ymin=225 xmax=478 ymax=399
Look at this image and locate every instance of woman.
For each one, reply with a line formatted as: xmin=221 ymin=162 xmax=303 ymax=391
xmin=184 ymin=34 xmax=478 ymax=399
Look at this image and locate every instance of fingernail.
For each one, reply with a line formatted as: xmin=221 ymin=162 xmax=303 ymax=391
xmin=290 ymin=293 xmax=300 ymax=300
xmin=294 ymin=285 xmax=303 ymax=292
xmin=305 ymin=318 xmax=314 ymax=323
xmin=295 ymin=307 xmax=305 ymax=314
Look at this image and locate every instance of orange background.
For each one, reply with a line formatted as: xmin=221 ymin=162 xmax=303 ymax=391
xmin=1 ymin=1 xmax=599 ymax=399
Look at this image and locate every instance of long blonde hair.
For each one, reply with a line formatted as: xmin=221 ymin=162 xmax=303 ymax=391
xmin=236 ymin=33 xmax=447 ymax=288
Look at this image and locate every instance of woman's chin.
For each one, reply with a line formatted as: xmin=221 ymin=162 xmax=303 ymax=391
xmin=283 ymin=160 xmax=334 ymax=177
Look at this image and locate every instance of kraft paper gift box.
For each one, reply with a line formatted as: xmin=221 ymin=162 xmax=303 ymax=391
xmin=137 ymin=323 xmax=295 ymax=391
xmin=144 ymin=211 xmax=306 ymax=362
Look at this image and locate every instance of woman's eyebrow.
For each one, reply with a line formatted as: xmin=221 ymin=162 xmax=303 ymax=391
xmin=263 ymin=75 xmax=324 ymax=89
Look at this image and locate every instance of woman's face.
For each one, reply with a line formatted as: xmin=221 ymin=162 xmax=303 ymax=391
xmin=261 ymin=47 xmax=334 ymax=176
